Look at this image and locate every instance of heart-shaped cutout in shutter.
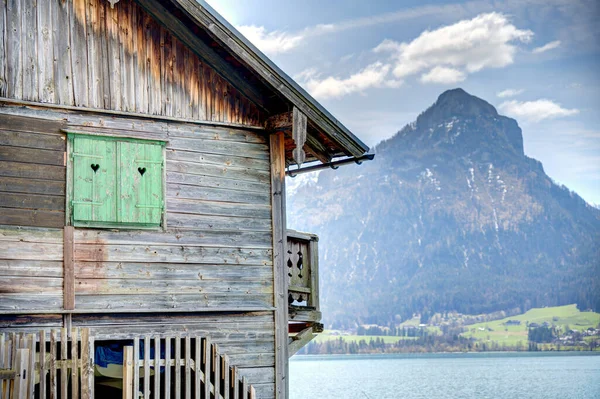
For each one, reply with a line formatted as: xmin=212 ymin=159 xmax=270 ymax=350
xmin=91 ymin=164 xmax=100 ymax=173
xmin=138 ymin=167 xmax=147 ymax=176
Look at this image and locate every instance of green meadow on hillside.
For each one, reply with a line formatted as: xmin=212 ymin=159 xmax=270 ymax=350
xmin=461 ymin=304 xmax=600 ymax=346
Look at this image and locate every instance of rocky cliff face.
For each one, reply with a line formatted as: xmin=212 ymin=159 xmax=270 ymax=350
xmin=287 ymin=89 xmax=600 ymax=328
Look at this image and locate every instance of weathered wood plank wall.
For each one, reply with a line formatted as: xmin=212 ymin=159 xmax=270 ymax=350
xmin=0 ymin=0 xmax=261 ymax=125
xmin=0 ymin=114 xmax=66 ymax=228
xmin=0 ymin=104 xmax=273 ymax=314
xmin=0 ymin=104 xmax=276 ymax=397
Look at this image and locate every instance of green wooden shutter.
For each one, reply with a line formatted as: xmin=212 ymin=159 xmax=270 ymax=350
xmin=71 ymin=136 xmax=117 ymax=223
xmin=118 ymin=141 xmax=163 ymax=226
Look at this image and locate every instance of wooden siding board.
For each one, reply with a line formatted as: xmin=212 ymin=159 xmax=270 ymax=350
xmin=85 ymin=0 xmax=101 ymax=108
xmin=105 ymin=2 xmax=121 ymax=111
xmin=0 ymin=161 xmax=65 ymax=181
xmin=166 ymin=183 xmax=270 ymax=205
xmin=0 ymin=176 xmax=65 ymax=196
xmin=73 ymin=244 xmax=272 ymax=265
xmin=0 ymin=208 xmax=64 ymax=228
xmin=73 ymin=229 xmax=272 ymax=248
xmin=166 ymin=197 xmax=271 ymax=219
xmin=0 ymin=146 xmax=65 ymax=166
xmin=70 ymin=0 xmax=88 ymax=107
xmin=0 ymin=192 xmax=65 ymax=211
xmin=22 ymin=0 xmax=37 ymax=101
xmin=0 ymin=130 xmax=66 ymax=150
xmin=6 ymin=0 xmax=23 ymax=100
xmin=74 ymin=262 xmax=272 ymax=280
xmin=37 ymin=0 xmax=55 ymax=103
xmin=0 ymin=0 xmax=6 ymax=98
xmin=73 ymin=294 xmax=272 ymax=311
xmin=0 ymin=260 xmax=63 ymax=278
xmin=53 ymin=0 xmax=74 ymax=105
xmin=166 ymin=160 xmax=270 ymax=185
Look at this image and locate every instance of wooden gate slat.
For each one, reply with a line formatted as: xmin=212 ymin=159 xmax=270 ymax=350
xmin=213 ymin=344 xmax=220 ymax=399
xmin=154 ymin=337 xmax=160 ymax=399
xmin=193 ymin=336 xmax=201 ymax=399
xmin=71 ymin=328 xmax=79 ymax=399
xmin=13 ymin=349 xmax=28 ymax=399
xmin=40 ymin=330 xmax=47 ymax=399
xmin=203 ymin=338 xmax=211 ymax=399
xmin=143 ymin=336 xmax=150 ymax=399
xmin=174 ymin=336 xmax=181 ymax=399
xmin=184 ymin=336 xmax=191 ymax=399
xmin=50 ymin=330 xmax=57 ymax=399
xmin=0 ymin=333 xmax=5 ymax=399
xmin=80 ymin=329 xmax=90 ymax=399
xmin=123 ymin=346 xmax=133 ymax=399
xmin=133 ymin=337 xmax=139 ymax=399
xmin=60 ymin=328 xmax=67 ymax=399
xmin=27 ymin=334 xmax=35 ymax=396
xmin=223 ymin=354 xmax=230 ymax=399
xmin=164 ymin=337 xmax=171 ymax=399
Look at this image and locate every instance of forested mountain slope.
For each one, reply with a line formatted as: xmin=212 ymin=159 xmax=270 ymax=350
xmin=287 ymin=88 xmax=600 ymax=328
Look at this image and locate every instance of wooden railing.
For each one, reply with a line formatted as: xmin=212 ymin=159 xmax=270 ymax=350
xmin=0 ymin=329 xmax=255 ymax=399
xmin=123 ymin=335 xmax=255 ymax=399
xmin=286 ymin=230 xmax=319 ymax=321
xmin=0 ymin=328 xmax=95 ymax=399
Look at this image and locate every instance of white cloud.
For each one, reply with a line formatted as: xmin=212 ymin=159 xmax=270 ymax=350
xmin=497 ymin=88 xmax=525 ymax=98
xmin=532 ymin=40 xmax=561 ymax=54
xmin=301 ymin=63 xmax=402 ymax=99
xmin=420 ymin=66 xmax=466 ymax=84
xmin=498 ymin=99 xmax=579 ymax=122
xmin=375 ymin=13 xmax=533 ymax=84
xmin=236 ymin=25 xmax=304 ymax=55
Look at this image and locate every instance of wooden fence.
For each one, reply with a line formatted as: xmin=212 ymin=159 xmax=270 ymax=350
xmin=0 ymin=328 xmax=94 ymax=399
xmin=123 ymin=335 xmax=255 ymax=399
xmin=0 ymin=330 xmax=255 ymax=399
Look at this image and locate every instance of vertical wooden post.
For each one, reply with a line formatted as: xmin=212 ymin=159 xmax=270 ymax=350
xmin=154 ymin=337 xmax=161 ymax=399
xmin=309 ymin=238 xmax=319 ymax=310
xmin=202 ymin=338 xmax=210 ymax=399
xmin=123 ymin=346 xmax=133 ymax=399
xmin=133 ymin=337 xmax=139 ymax=399
xmin=174 ymin=336 xmax=181 ymax=399
xmin=50 ymin=330 xmax=57 ymax=399
xmin=27 ymin=334 xmax=35 ymax=396
xmin=40 ymin=330 xmax=47 ymax=399
xmin=60 ymin=329 xmax=68 ymax=399
xmin=213 ymin=344 xmax=220 ymax=399
xmin=164 ymin=337 xmax=171 ymax=399
xmin=143 ymin=336 xmax=150 ymax=399
xmin=194 ymin=337 xmax=201 ymax=399
xmin=63 ymin=226 xmax=75 ymax=310
xmin=184 ymin=336 xmax=191 ymax=399
xmin=270 ymin=131 xmax=289 ymax=399
xmin=13 ymin=349 xmax=29 ymax=399
xmin=80 ymin=329 xmax=90 ymax=399
xmin=71 ymin=329 xmax=79 ymax=399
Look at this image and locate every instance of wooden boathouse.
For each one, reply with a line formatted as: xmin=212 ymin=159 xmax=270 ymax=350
xmin=0 ymin=0 xmax=371 ymax=397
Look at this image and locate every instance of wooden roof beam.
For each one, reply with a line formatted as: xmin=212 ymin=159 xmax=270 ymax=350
xmin=266 ymin=111 xmax=332 ymax=165
xmin=135 ymin=0 xmax=270 ymax=113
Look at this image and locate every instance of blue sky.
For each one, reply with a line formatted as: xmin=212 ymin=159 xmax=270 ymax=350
xmin=205 ymin=0 xmax=599 ymax=205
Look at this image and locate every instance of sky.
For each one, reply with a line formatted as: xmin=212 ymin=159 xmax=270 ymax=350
xmin=205 ymin=0 xmax=600 ymax=205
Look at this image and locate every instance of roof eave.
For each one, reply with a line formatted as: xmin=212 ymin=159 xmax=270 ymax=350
xmin=171 ymin=0 xmax=370 ymax=157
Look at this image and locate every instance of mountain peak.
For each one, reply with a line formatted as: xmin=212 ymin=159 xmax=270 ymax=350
xmin=381 ymin=88 xmax=525 ymax=157
xmin=417 ymin=88 xmax=498 ymax=127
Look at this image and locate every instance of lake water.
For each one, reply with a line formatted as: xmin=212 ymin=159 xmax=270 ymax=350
xmin=289 ymin=353 xmax=600 ymax=398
